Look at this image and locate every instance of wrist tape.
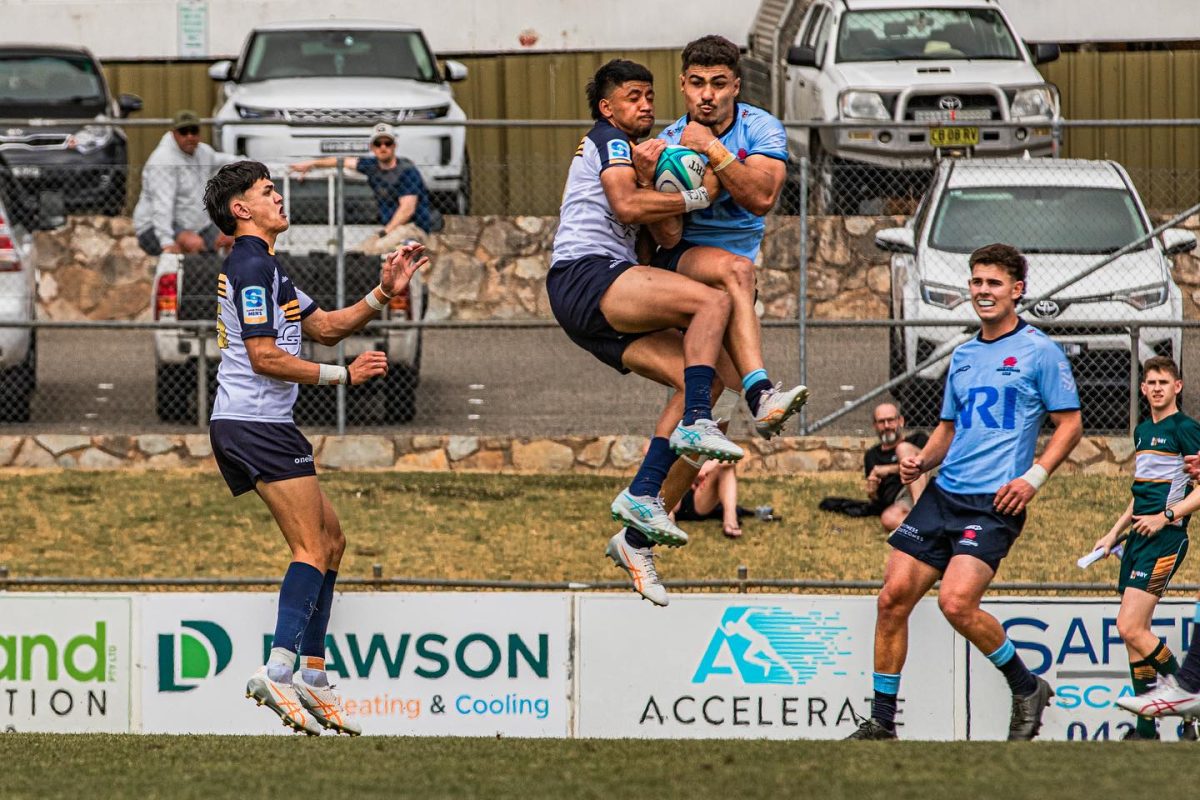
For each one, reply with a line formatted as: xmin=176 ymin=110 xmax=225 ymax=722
xmin=364 ymin=285 xmax=389 ymax=312
xmin=1021 ymin=463 xmax=1048 ymax=490
xmin=706 ymin=139 xmax=736 ymax=172
xmin=317 ymin=364 xmax=349 ymax=386
xmin=682 ymin=187 xmax=711 ymax=212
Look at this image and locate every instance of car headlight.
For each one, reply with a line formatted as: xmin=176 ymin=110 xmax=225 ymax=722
xmin=839 ymin=91 xmax=890 ymax=121
xmin=400 ymin=104 xmax=451 ymax=121
xmin=69 ymin=125 xmax=114 ymax=154
xmin=235 ymin=104 xmax=283 ymax=120
xmin=1115 ymin=284 xmax=1168 ymax=310
xmin=920 ymin=281 xmax=970 ymax=310
xmin=1011 ymin=86 xmax=1056 ymax=119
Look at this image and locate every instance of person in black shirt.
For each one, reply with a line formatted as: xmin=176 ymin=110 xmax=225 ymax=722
xmin=864 ymin=402 xmax=928 ymax=531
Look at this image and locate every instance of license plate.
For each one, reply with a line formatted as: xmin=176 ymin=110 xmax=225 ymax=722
xmin=10 ymin=165 xmax=40 ymax=178
xmin=1054 ymin=341 xmax=1085 ymax=358
xmin=928 ymin=126 xmax=979 ymax=148
xmin=319 ymin=139 xmax=369 ymax=154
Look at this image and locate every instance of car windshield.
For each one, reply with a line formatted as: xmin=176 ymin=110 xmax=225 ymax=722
xmin=837 ymin=8 xmax=1022 ymax=62
xmin=929 ymin=186 xmax=1150 ymax=254
xmin=0 ymin=54 xmax=105 ymax=104
xmin=241 ymin=30 xmax=438 ymax=82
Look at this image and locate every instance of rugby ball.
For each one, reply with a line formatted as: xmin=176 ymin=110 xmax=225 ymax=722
xmin=654 ymin=145 xmax=706 ymax=193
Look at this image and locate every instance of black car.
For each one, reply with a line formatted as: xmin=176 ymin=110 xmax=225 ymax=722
xmin=0 ymin=45 xmax=141 ymax=229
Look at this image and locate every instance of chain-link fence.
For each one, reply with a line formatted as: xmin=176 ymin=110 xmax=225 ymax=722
xmin=0 ymin=117 xmax=1198 ymax=437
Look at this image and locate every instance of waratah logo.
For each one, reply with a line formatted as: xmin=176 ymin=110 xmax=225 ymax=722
xmin=157 ymin=621 xmax=233 ymax=692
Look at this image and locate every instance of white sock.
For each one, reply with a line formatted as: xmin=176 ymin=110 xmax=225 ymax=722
xmin=266 ymin=647 xmax=295 ymax=683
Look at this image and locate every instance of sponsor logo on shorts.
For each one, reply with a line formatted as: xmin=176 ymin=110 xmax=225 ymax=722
xmin=241 ymin=286 xmax=267 ymax=325
xmin=293 ymin=455 xmax=314 ymax=465
xmin=606 ymin=139 xmax=631 ymax=164
xmin=1131 ymin=569 xmax=1149 ymax=580
xmin=894 ymin=523 xmax=923 ymax=542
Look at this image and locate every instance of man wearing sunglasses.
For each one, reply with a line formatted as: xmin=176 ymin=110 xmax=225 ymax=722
xmin=134 ymin=110 xmax=239 ymax=256
xmin=291 ymin=123 xmax=441 ymax=253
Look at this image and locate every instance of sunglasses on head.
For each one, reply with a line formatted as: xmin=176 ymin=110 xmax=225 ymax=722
xmin=176 ymin=126 xmax=200 ymax=136
xmin=373 ymin=139 xmax=395 ymax=148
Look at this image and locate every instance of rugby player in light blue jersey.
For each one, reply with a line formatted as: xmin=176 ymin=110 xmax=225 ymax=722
xmin=203 ymin=161 xmax=428 ymax=736
xmin=847 ymin=243 xmax=1083 ymax=741
xmin=655 ymin=35 xmax=809 ymax=439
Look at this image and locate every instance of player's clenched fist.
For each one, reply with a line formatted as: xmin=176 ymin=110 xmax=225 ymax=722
xmin=347 ymin=350 xmax=388 ymax=384
xmin=899 ymin=455 xmax=924 ymax=485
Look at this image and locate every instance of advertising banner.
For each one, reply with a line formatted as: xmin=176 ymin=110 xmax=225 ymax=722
xmin=575 ymin=595 xmax=959 ymax=739
xmin=969 ymin=598 xmax=1198 ymax=741
xmin=138 ymin=592 xmax=570 ymax=736
xmin=0 ymin=594 xmax=133 ymax=733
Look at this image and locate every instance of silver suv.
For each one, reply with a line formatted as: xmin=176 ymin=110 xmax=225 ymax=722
xmin=0 ymin=190 xmax=36 ymax=422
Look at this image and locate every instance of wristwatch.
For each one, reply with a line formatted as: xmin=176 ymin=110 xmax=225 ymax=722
xmin=1164 ymin=507 xmax=1176 ymax=522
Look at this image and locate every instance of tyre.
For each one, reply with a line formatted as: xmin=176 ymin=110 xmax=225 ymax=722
xmin=0 ymin=330 xmax=36 ymax=423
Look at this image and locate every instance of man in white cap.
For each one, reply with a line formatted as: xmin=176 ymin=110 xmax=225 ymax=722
xmin=291 ymin=123 xmax=440 ymax=253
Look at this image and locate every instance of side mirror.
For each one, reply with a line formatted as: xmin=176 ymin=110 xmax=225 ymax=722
xmin=1162 ymin=228 xmax=1198 ymax=257
xmin=116 ymin=93 xmax=143 ymax=117
xmin=443 ymin=60 xmax=468 ymax=82
xmin=875 ymin=227 xmax=916 ymax=254
xmin=1029 ymin=42 xmax=1060 ymax=65
xmin=208 ymin=60 xmax=233 ymax=81
xmin=786 ymin=45 xmax=818 ymax=68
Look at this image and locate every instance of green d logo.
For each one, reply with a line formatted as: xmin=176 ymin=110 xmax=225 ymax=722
xmin=157 ymin=621 xmax=233 ymax=692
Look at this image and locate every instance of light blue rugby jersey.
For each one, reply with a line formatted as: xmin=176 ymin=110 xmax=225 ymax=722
xmin=658 ymin=103 xmax=788 ymax=261
xmin=936 ymin=320 xmax=1080 ymax=495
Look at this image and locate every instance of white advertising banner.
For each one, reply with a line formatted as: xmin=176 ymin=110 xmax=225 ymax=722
xmin=969 ymin=598 xmax=1198 ymax=741
xmin=576 ymin=595 xmax=960 ymax=739
xmin=0 ymin=594 xmax=133 ymax=733
xmin=137 ymin=592 xmax=570 ymax=736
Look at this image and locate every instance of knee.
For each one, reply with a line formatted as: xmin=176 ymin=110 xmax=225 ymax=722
xmin=880 ymin=505 xmax=906 ymax=531
xmin=876 ymin=585 xmax=914 ymax=624
xmin=726 ymin=256 xmax=755 ymax=293
xmin=1115 ymin=614 xmax=1142 ymax=644
xmin=938 ymin=593 xmax=976 ymax=627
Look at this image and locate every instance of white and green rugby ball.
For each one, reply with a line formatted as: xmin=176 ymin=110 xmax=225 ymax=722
xmin=654 ymin=145 xmax=706 ymax=193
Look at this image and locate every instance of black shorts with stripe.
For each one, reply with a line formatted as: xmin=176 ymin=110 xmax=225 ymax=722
xmin=209 ymin=419 xmax=316 ymax=496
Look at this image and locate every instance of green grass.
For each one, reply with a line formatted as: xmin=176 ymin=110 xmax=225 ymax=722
xmin=0 ymin=471 xmax=1142 ymax=588
xmin=0 ymin=735 xmax=1191 ymax=799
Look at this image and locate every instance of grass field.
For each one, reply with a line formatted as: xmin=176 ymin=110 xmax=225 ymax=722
xmin=0 ymin=734 xmax=1192 ymax=799
xmin=0 ymin=470 xmax=1150 ymax=588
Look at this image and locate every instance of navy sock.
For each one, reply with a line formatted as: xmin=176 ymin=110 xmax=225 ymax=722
xmin=272 ymin=561 xmax=325 ymax=654
xmin=1177 ymin=605 xmax=1200 ymax=691
xmin=682 ymin=365 xmax=716 ymax=425
xmin=628 ymin=437 xmax=678 ymax=498
xmin=745 ymin=378 xmax=773 ymax=416
xmin=871 ymin=672 xmax=900 ymax=730
xmin=987 ymin=639 xmax=1038 ymax=696
xmin=623 ymin=527 xmax=654 ymax=549
xmin=299 ymin=569 xmax=338 ymax=659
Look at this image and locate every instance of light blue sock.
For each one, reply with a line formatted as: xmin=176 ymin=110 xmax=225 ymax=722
xmin=741 ymin=369 xmax=768 ymax=392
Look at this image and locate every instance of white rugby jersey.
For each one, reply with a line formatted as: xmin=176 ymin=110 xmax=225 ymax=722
xmin=210 ymin=236 xmax=318 ymax=423
xmin=551 ymin=120 xmax=639 ymax=265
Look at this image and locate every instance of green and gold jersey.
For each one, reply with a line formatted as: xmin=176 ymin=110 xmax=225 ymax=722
xmin=1132 ymin=410 xmax=1200 ymax=527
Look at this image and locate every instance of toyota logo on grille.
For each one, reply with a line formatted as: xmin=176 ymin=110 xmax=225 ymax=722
xmin=1032 ymin=300 xmax=1061 ymax=318
xmin=938 ymin=95 xmax=963 ymax=111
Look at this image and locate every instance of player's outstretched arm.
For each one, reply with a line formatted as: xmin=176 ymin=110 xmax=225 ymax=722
xmin=301 ymin=243 xmax=430 ymax=346
xmin=1095 ymin=499 xmax=1134 ymax=554
xmin=244 ymin=336 xmax=387 ymax=386
xmin=994 ymin=408 xmax=1082 ymax=514
xmin=900 ymin=419 xmax=954 ymax=484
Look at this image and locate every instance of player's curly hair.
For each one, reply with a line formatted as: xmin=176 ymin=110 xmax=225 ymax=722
xmin=204 ymin=160 xmax=271 ymax=235
xmin=682 ymin=35 xmax=741 ymax=77
xmin=1142 ymin=355 xmax=1181 ymax=381
xmin=586 ymin=59 xmax=654 ymax=122
xmin=969 ymin=242 xmax=1027 ymax=285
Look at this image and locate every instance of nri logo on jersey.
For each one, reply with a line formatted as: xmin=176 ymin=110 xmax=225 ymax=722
xmin=241 ymin=286 xmax=267 ymax=325
xmin=958 ymin=383 xmax=1019 ymax=430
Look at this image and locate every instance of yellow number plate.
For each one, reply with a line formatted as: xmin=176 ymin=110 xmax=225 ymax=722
xmin=929 ymin=126 xmax=980 ymax=148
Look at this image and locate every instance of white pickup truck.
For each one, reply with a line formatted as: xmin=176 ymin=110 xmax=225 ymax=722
xmin=743 ymin=0 xmax=1061 ymax=213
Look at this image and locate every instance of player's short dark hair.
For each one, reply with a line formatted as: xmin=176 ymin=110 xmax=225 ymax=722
xmin=969 ymin=242 xmax=1027 ymax=285
xmin=1142 ymin=355 xmax=1181 ymax=381
xmin=586 ymin=59 xmax=654 ymax=122
xmin=681 ymin=35 xmax=741 ymax=78
xmin=204 ymin=160 xmax=271 ymax=235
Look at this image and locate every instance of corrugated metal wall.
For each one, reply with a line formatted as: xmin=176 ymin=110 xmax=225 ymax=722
xmin=101 ymin=49 xmax=1200 ymax=214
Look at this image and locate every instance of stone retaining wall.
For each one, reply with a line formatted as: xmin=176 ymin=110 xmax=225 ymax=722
xmin=0 ymin=433 xmax=1133 ymax=476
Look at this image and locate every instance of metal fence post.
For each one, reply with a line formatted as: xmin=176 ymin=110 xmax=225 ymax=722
xmin=335 ymin=157 xmax=347 ymax=436
xmin=0 ymin=565 xmax=8 ymax=592
xmin=737 ymin=564 xmax=748 ymax=594
xmin=798 ymin=155 xmax=809 ymax=430
xmin=1129 ymin=325 xmax=1140 ymax=438
xmin=195 ymin=323 xmax=208 ymax=430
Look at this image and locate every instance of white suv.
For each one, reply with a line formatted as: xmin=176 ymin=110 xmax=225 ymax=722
xmin=876 ymin=157 xmax=1196 ymax=428
xmin=0 ymin=192 xmax=36 ymax=422
xmin=209 ymin=20 xmax=469 ymax=213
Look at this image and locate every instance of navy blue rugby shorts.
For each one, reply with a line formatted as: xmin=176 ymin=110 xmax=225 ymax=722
xmin=887 ymin=481 xmax=1025 ymax=573
xmin=547 ymin=254 xmax=649 ymax=373
xmin=209 ymin=419 xmax=316 ymax=496
xmin=649 ymin=239 xmax=698 ymax=271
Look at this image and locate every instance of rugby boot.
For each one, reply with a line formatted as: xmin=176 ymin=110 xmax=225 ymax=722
xmin=610 ymin=490 xmax=688 ymax=547
xmin=293 ymin=675 xmax=362 ymax=736
xmin=605 ymin=531 xmax=668 ymax=607
xmin=753 ymin=383 xmax=810 ymax=439
xmin=246 ymin=666 xmax=323 ymax=736
xmin=669 ymin=418 xmax=744 ymax=462
xmin=1116 ymin=674 xmax=1200 ymax=718
xmin=845 ymin=717 xmax=898 ymax=740
xmin=1120 ymin=727 xmax=1160 ymax=740
xmin=1007 ymin=676 xmax=1054 ymax=740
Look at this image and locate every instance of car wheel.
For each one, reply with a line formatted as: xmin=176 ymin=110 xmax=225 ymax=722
xmin=0 ymin=330 xmax=36 ymax=423
xmin=383 ymin=364 xmax=419 ymax=424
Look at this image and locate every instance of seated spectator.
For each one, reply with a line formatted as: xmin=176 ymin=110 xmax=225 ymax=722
xmin=672 ymin=459 xmax=752 ymax=538
xmin=865 ymin=402 xmax=928 ymax=531
xmin=133 ymin=110 xmax=238 ymax=255
xmin=290 ymin=123 xmax=442 ymax=254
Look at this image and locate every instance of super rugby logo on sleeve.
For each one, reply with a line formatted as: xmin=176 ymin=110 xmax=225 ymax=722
xmin=241 ymin=286 xmax=267 ymax=325
xmin=606 ymin=139 xmax=632 ymax=164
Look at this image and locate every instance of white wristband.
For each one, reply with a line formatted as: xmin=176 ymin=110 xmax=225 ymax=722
xmin=317 ymin=363 xmax=349 ymax=386
xmin=1020 ymin=463 xmax=1048 ymax=490
xmin=364 ymin=286 xmax=389 ymax=312
xmin=682 ymin=187 xmax=711 ymax=212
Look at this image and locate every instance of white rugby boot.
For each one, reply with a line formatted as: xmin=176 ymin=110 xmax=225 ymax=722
xmin=610 ymin=490 xmax=688 ymax=547
xmin=669 ymin=418 xmax=744 ymax=462
xmin=1116 ymin=674 xmax=1200 ymax=719
xmin=752 ymin=383 xmax=810 ymax=439
xmin=293 ymin=675 xmax=363 ymax=736
xmin=245 ymin=666 xmax=323 ymax=736
xmin=605 ymin=531 xmax=669 ymax=607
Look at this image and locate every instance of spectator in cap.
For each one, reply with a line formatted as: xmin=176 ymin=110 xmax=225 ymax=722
xmin=133 ymin=110 xmax=240 ymax=255
xmin=291 ymin=122 xmax=442 ymax=254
